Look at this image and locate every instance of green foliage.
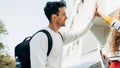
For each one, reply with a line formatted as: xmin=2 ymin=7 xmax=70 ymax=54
xmin=0 ymin=20 xmax=6 ymax=34
xmin=0 ymin=19 xmax=15 ymax=68
xmin=0 ymin=43 xmax=4 ymax=49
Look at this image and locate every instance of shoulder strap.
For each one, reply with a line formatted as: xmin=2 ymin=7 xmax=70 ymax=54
xmin=58 ymin=32 xmax=64 ymax=41
xmin=34 ymin=29 xmax=53 ymax=56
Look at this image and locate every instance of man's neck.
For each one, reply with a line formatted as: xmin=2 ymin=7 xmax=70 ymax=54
xmin=48 ymin=23 xmax=60 ymax=32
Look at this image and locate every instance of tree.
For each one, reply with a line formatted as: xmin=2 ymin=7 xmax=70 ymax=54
xmin=0 ymin=19 xmax=15 ymax=68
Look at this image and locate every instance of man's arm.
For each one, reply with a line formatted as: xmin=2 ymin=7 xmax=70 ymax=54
xmin=61 ymin=4 xmax=98 ymax=45
xmin=30 ymin=32 xmax=48 ymax=68
xmin=61 ymin=19 xmax=94 ymax=45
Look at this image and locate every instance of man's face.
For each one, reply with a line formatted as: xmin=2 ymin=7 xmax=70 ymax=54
xmin=56 ymin=7 xmax=67 ymax=26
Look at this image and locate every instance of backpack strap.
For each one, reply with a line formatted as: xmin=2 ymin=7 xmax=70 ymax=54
xmin=34 ymin=30 xmax=63 ymax=56
xmin=35 ymin=29 xmax=53 ymax=56
xmin=58 ymin=32 xmax=64 ymax=41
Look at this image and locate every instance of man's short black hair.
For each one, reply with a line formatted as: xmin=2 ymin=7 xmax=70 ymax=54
xmin=44 ymin=1 xmax=66 ymax=21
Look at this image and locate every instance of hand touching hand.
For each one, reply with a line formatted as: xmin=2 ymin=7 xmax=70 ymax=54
xmin=92 ymin=3 xmax=105 ymax=18
xmin=92 ymin=3 xmax=98 ymax=18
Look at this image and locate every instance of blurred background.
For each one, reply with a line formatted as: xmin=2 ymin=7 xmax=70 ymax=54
xmin=0 ymin=0 xmax=120 ymax=68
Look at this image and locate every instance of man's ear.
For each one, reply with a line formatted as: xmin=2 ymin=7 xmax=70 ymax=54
xmin=51 ymin=14 xmax=57 ymax=19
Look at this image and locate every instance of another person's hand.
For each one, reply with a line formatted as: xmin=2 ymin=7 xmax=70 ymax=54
xmin=97 ymin=11 xmax=105 ymax=18
xmin=92 ymin=3 xmax=98 ymax=18
xmin=92 ymin=3 xmax=104 ymax=19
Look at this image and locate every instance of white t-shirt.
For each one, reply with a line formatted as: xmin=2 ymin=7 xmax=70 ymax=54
xmin=30 ymin=20 xmax=93 ymax=68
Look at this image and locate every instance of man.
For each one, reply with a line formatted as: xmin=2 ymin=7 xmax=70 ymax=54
xmin=30 ymin=1 xmax=97 ymax=68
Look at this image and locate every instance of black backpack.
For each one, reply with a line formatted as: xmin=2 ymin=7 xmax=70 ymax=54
xmin=15 ymin=29 xmax=53 ymax=68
